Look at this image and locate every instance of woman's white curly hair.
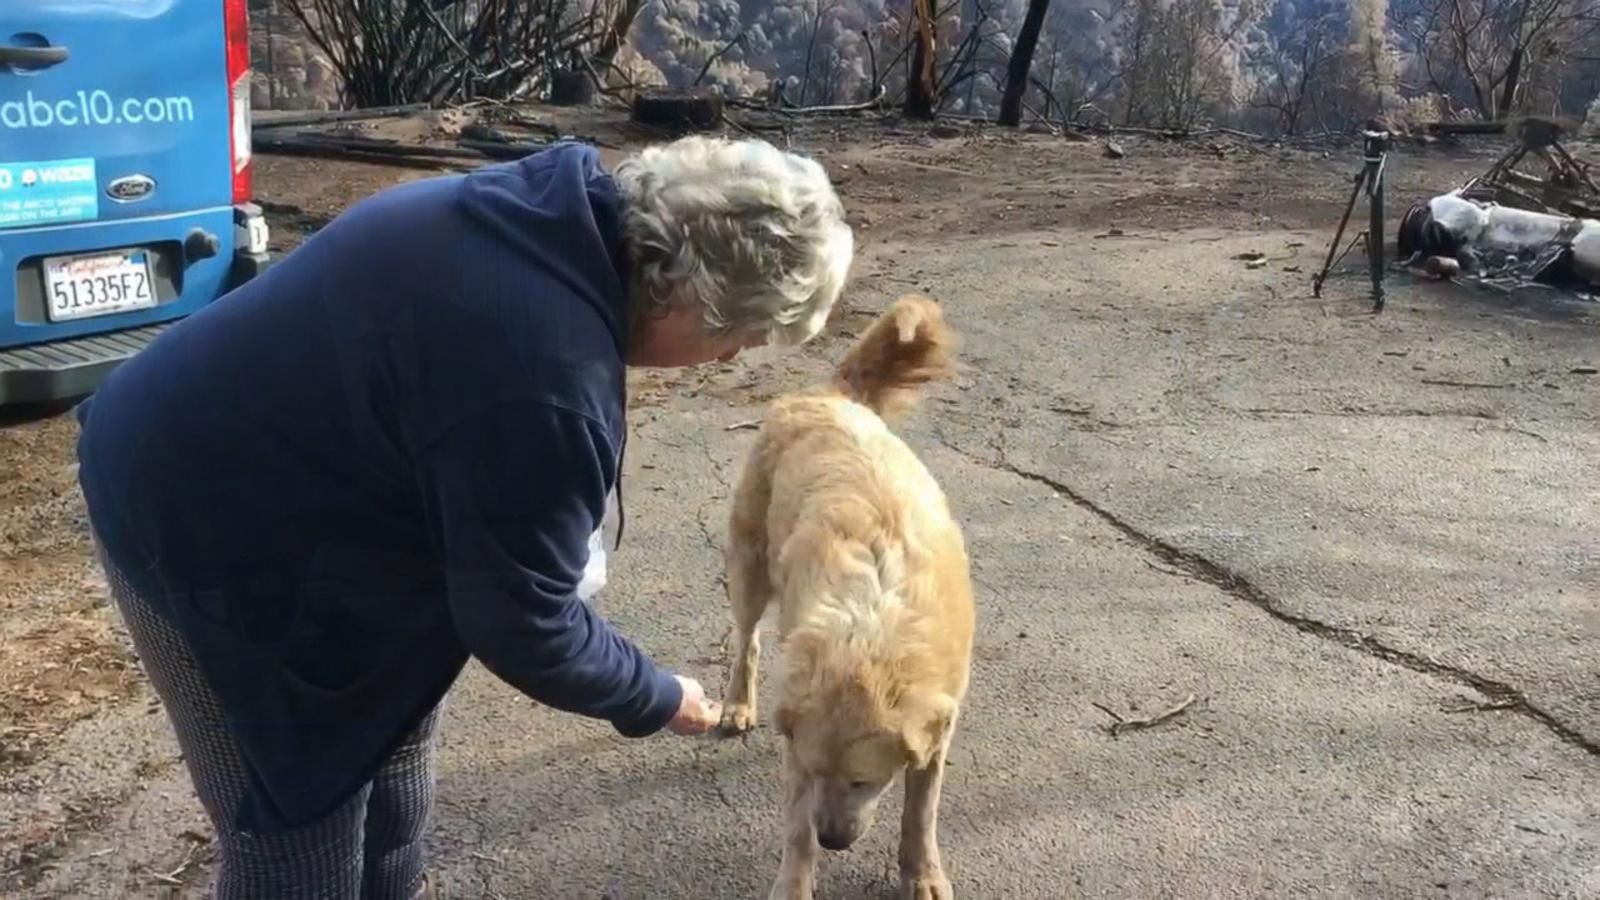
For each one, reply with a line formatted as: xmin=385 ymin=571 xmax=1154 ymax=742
xmin=613 ymin=136 xmax=855 ymax=347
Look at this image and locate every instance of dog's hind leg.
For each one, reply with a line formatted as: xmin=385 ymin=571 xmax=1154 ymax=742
xmin=898 ymin=737 xmax=955 ymax=900
xmin=769 ymin=747 xmax=820 ymax=900
xmin=720 ymin=452 xmax=773 ymax=735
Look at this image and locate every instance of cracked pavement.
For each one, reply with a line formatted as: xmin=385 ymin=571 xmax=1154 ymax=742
xmin=15 ymin=139 xmax=1600 ymax=898
xmin=934 ymin=432 xmax=1597 ymax=759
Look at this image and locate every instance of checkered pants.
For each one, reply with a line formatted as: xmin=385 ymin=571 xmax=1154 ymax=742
xmin=103 ymin=560 xmax=437 ymax=900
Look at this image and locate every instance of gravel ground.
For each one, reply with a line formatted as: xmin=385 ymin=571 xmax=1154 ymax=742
xmin=3 ymin=115 xmax=1595 ymax=899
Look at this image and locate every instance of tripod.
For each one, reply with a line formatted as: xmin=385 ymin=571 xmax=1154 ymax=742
xmin=1312 ymin=129 xmax=1391 ymax=312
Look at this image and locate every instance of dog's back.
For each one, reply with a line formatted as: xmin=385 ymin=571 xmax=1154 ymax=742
xmin=752 ymin=296 xmax=972 ymax=697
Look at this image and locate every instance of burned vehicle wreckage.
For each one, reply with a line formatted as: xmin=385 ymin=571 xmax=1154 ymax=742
xmin=1398 ymin=118 xmax=1600 ymax=296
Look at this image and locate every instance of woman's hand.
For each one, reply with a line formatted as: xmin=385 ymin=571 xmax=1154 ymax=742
xmin=667 ymin=675 xmax=723 ymax=735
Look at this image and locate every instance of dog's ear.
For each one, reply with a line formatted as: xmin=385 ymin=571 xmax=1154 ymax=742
xmin=775 ymin=629 xmax=826 ymax=741
xmin=898 ymin=692 xmax=958 ymax=769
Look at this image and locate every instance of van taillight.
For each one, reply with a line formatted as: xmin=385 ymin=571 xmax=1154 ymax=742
xmin=224 ymin=0 xmax=252 ymax=204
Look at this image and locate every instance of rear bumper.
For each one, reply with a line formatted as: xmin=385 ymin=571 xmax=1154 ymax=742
xmin=0 ymin=323 xmax=171 ymax=405
xmin=0 ymin=203 xmax=273 ymax=405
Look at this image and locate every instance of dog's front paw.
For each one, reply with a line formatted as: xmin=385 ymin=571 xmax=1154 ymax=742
xmin=719 ymin=701 xmax=758 ymax=736
xmin=900 ymin=871 xmax=953 ymax=900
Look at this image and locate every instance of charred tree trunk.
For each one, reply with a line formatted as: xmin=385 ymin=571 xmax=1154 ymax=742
xmin=997 ymin=0 xmax=1051 ymax=126
xmin=904 ymin=0 xmax=938 ymax=119
xmin=1498 ymin=45 xmax=1524 ymax=117
xmin=592 ymin=0 xmax=649 ymax=78
xmin=801 ymin=0 xmax=825 ymax=105
xmin=1121 ymin=0 xmax=1154 ymax=125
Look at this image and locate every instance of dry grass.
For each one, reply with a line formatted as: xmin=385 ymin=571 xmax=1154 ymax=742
xmin=0 ymin=414 xmax=135 ymax=778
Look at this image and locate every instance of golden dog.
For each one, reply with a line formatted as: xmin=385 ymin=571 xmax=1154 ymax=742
xmin=719 ymin=296 xmax=975 ymax=900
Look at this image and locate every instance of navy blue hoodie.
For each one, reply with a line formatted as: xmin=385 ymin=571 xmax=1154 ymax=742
xmin=75 ymin=143 xmax=682 ymax=831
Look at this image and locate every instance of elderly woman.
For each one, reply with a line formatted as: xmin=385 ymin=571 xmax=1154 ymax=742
xmin=74 ymin=135 xmax=853 ymax=899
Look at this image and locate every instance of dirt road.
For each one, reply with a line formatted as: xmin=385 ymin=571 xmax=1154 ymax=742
xmin=3 ymin=120 xmax=1596 ymax=898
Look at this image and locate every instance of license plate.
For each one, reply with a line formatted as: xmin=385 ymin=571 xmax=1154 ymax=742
xmin=44 ymin=249 xmax=157 ymax=322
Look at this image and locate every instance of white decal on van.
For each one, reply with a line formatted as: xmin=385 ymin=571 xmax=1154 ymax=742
xmin=0 ymin=158 xmax=99 ymax=229
xmin=1 ymin=90 xmax=196 ymax=130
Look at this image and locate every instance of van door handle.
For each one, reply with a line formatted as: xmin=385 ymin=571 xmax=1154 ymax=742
xmin=0 ymin=45 xmax=70 ymax=70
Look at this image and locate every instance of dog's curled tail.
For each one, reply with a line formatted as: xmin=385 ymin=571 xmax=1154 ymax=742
xmin=831 ymin=295 xmax=957 ymax=422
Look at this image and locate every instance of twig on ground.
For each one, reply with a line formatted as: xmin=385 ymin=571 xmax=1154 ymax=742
xmin=253 ymin=132 xmax=472 ymax=170
xmin=1421 ymin=378 xmax=1512 ymax=389
xmin=1501 ymin=426 xmax=1549 ymax=443
xmin=851 ymin=155 xmax=979 ymax=179
xmin=1442 ymin=697 xmax=1519 ymax=713
xmin=729 ymin=86 xmax=889 ymax=117
xmin=727 ymin=116 xmax=789 ymax=133
xmin=789 ymin=86 xmax=890 ymax=116
xmin=1095 ymin=693 xmax=1197 ymax=737
xmin=457 ymin=138 xmax=552 ymax=160
xmin=723 ymin=116 xmax=760 ymax=138
xmin=1143 ymin=560 xmax=1190 ymax=579
xmin=504 ymin=113 xmax=563 ymax=139
xmin=1089 ymin=701 xmax=1124 ymax=724
xmin=252 ymin=103 xmax=429 ymax=131
xmin=724 ymin=419 xmax=763 ymax=431
xmin=141 ymin=837 xmax=205 ymax=886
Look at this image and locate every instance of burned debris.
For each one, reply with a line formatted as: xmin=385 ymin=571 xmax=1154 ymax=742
xmin=1398 ymin=118 xmax=1600 ymax=297
xmin=630 ymin=89 xmax=726 ymax=134
xmin=1462 ymin=118 xmax=1600 ymax=221
xmin=1398 ymin=191 xmax=1600 ymax=291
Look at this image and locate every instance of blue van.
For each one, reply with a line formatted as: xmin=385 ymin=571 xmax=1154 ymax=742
xmin=0 ymin=0 xmax=271 ymax=404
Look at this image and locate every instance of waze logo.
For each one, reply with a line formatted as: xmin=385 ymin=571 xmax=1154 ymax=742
xmin=20 ymin=169 xmax=37 ymax=188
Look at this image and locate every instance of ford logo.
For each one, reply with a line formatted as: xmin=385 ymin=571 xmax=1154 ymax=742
xmin=107 ymin=174 xmax=155 ymax=203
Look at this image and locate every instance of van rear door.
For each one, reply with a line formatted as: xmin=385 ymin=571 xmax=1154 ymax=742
xmin=1 ymin=0 xmax=232 ymax=229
